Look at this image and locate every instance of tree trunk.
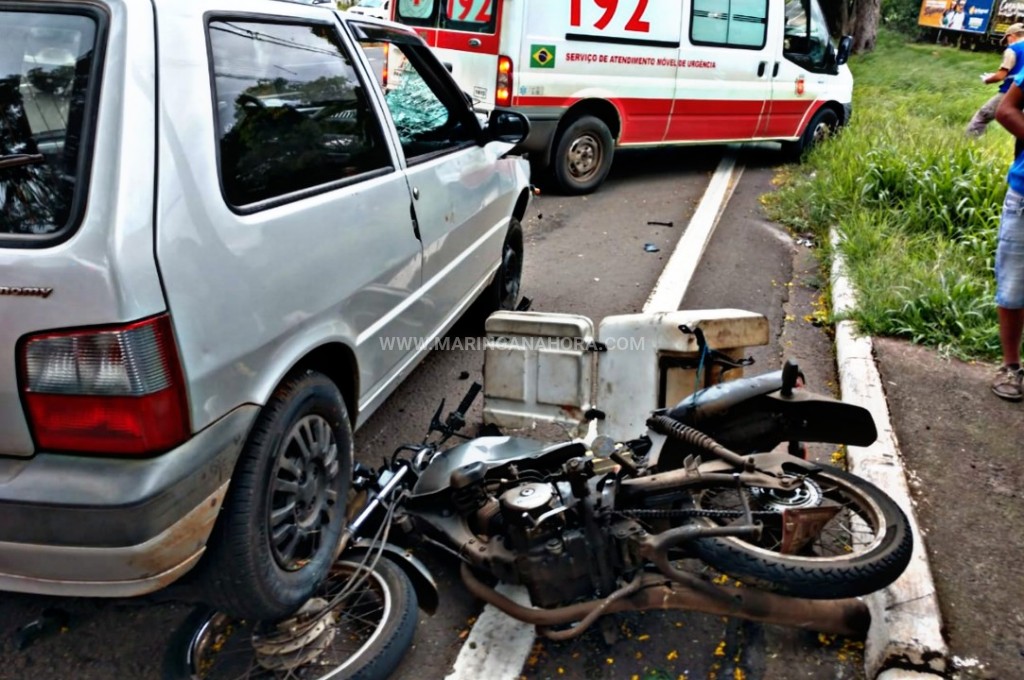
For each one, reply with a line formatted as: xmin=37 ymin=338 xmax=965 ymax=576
xmin=842 ymin=0 xmax=857 ymax=36
xmin=852 ymin=0 xmax=881 ymax=53
xmin=820 ymin=0 xmax=843 ymax=36
xmin=820 ymin=0 xmax=858 ymax=39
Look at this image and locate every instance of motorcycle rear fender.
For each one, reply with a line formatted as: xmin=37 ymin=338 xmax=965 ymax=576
xmin=347 ymin=539 xmax=439 ymax=615
xmin=666 ymin=372 xmax=877 ymax=454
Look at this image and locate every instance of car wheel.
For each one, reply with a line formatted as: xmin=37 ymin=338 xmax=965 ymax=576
xmin=783 ymin=107 xmax=839 ymax=161
xmin=472 ymin=218 xmax=524 ymax=321
xmin=553 ymin=115 xmax=614 ymax=195
xmin=197 ymin=370 xmax=353 ymax=622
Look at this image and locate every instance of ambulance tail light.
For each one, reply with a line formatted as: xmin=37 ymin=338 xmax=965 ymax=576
xmin=496 ymin=55 xmax=513 ymax=107
xmin=19 ymin=314 xmax=191 ymax=456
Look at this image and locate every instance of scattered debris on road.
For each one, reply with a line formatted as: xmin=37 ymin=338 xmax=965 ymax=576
xmin=14 ymin=608 xmax=70 ymax=650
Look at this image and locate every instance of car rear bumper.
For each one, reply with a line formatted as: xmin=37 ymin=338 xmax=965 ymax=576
xmin=0 ymin=405 xmax=257 ymax=597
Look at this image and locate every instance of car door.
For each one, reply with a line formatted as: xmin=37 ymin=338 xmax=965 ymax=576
xmin=154 ymin=5 xmax=423 ymax=428
xmin=349 ymin=22 xmax=511 ymax=337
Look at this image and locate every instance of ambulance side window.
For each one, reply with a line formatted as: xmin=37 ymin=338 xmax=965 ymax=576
xmin=442 ymin=0 xmax=496 ymax=34
xmin=690 ymin=0 xmax=768 ymax=49
xmin=395 ymin=0 xmax=496 ymax=34
xmin=783 ymin=0 xmax=835 ymax=74
xmin=396 ymin=0 xmax=435 ymax=26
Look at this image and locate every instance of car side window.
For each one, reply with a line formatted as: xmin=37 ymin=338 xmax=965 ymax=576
xmin=690 ymin=0 xmax=768 ymax=50
xmin=208 ymin=19 xmax=392 ymax=208
xmin=354 ymin=27 xmax=477 ymax=163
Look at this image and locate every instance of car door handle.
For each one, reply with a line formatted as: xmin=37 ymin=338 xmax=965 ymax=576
xmin=772 ymin=62 xmax=780 ymax=78
xmin=469 ymin=38 xmax=482 ymax=47
xmin=409 ymin=202 xmax=421 ymax=241
xmin=757 ymin=61 xmax=766 ymax=77
xmin=412 ymin=186 xmax=420 ymax=200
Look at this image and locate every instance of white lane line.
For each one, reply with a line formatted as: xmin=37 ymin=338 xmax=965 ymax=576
xmin=448 ymin=148 xmax=744 ymax=680
xmin=445 ymin=584 xmax=535 ymax=680
xmin=644 ymin=148 xmax=743 ymax=313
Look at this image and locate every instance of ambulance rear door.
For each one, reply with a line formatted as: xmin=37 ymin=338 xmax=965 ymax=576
xmin=668 ymin=0 xmax=775 ymax=142
xmin=393 ymin=0 xmax=501 ymax=110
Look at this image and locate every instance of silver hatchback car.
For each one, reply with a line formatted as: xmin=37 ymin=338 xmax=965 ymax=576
xmin=0 ymin=0 xmax=530 ymax=620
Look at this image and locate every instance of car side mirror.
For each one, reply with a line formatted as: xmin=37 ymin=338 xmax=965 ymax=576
xmin=836 ymin=36 xmax=853 ymax=66
xmin=483 ymin=108 xmax=530 ymax=145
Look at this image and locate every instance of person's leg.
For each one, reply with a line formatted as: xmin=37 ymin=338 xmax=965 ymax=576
xmin=993 ymin=188 xmax=1024 ymax=399
xmin=966 ymin=93 xmax=1004 ymax=137
xmin=999 ymin=307 xmax=1024 ymax=366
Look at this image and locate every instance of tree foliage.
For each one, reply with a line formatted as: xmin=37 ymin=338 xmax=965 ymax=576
xmin=820 ymin=0 xmax=919 ymax=53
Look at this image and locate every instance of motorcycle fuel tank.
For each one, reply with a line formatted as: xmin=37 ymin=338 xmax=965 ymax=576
xmin=410 ymin=437 xmax=584 ymax=499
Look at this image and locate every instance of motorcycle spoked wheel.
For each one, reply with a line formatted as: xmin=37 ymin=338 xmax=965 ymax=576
xmin=685 ymin=466 xmax=913 ymax=599
xmin=163 ymin=558 xmax=418 ymax=680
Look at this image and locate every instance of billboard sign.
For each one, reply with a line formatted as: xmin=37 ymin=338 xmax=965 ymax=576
xmin=993 ymin=0 xmax=1024 ymax=34
xmin=919 ymin=0 xmax=996 ymax=33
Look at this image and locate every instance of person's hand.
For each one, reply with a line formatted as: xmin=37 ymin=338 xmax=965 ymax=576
xmin=981 ymin=72 xmax=995 ymax=82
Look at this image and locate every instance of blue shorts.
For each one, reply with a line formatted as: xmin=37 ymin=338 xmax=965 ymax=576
xmin=996 ymin=188 xmax=1024 ymax=309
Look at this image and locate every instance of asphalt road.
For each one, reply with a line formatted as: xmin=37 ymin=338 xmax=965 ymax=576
xmin=0 ymin=145 xmax=866 ymax=680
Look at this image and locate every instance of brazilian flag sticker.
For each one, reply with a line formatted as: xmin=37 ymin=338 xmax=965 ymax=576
xmin=530 ymin=44 xmax=556 ymax=69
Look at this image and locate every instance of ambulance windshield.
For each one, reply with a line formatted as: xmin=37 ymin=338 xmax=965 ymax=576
xmin=395 ymin=0 xmax=497 ymax=35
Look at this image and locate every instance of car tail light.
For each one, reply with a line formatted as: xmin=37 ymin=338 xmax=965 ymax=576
xmin=496 ymin=55 xmax=513 ymax=107
xmin=382 ymin=43 xmax=390 ymax=88
xmin=20 ymin=314 xmax=190 ymax=456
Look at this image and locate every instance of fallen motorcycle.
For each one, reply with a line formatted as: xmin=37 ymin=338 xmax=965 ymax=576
xmin=387 ymin=355 xmax=913 ymax=641
xmin=165 ymin=330 xmax=913 ymax=676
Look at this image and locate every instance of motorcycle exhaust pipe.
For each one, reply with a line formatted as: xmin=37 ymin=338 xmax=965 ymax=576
xmin=460 ymin=563 xmax=870 ymax=639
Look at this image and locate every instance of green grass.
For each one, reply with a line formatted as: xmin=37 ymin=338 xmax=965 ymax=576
xmin=765 ymin=29 xmax=1011 ymax=360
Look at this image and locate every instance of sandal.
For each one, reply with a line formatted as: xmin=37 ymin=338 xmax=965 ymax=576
xmin=991 ymin=366 xmax=1024 ymax=401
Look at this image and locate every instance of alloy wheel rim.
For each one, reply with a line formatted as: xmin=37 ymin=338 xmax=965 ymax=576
xmin=268 ymin=414 xmax=340 ymax=571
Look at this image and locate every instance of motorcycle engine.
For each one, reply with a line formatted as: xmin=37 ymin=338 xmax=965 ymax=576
xmin=495 ymin=481 xmax=594 ymax=608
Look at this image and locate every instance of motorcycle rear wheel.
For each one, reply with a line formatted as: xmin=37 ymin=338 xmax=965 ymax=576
xmin=163 ymin=558 xmax=418 ymax=680
xmin=687 ymin=466 xmax=912 ymax=599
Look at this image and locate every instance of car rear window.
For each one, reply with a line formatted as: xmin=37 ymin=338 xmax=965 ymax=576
xmin=0 ymin=8 xmax=102 ymax=244
xmin=396 ymin=0 xmax=496 ymax=34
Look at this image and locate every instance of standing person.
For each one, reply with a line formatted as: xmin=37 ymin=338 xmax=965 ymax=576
xmin=991 ymin=79 xmax=1024 ymax=400
xmin=966 ymin=23 xmax=1024 ymax=138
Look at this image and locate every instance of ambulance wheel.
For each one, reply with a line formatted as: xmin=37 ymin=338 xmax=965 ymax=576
xmin=553 ymin=116 xmax=614 ymax=195
xmin=784 ymin=107 xmax=839 ymax=161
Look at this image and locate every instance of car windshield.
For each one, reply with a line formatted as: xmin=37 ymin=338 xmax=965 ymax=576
xmin=358 ymin=0 xmax=385 ymax=7
xmin=0 ymin=9 xmax=100 ymax=240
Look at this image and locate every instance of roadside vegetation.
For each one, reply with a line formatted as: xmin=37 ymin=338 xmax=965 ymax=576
xmin=765 ymin=29 xmax=1012 ymax=360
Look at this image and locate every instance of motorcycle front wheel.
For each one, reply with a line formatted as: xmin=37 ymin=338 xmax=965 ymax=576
xmin=687 ymin=465 xmax=913 ymax=599
xmin=163 ymin=558 xmax=418 ymax=680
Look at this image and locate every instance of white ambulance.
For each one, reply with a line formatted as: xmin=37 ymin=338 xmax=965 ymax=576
xmin=392 ymin=0 xmax=853 ymax=194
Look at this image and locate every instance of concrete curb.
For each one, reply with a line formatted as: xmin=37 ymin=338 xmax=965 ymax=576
xmin=829 ymin=230 xmax=948 ymax=678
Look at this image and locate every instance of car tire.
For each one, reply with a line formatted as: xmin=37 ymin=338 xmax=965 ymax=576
xmin=470 ymin=218 xmax=524 ymax=327
xmin=196 ymin=370 xmax=353 ymax=622
xmin=552 ymin=115 xmax=614 ymax=195
xmin=783 ymin=107 xmax=839 ymax=161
